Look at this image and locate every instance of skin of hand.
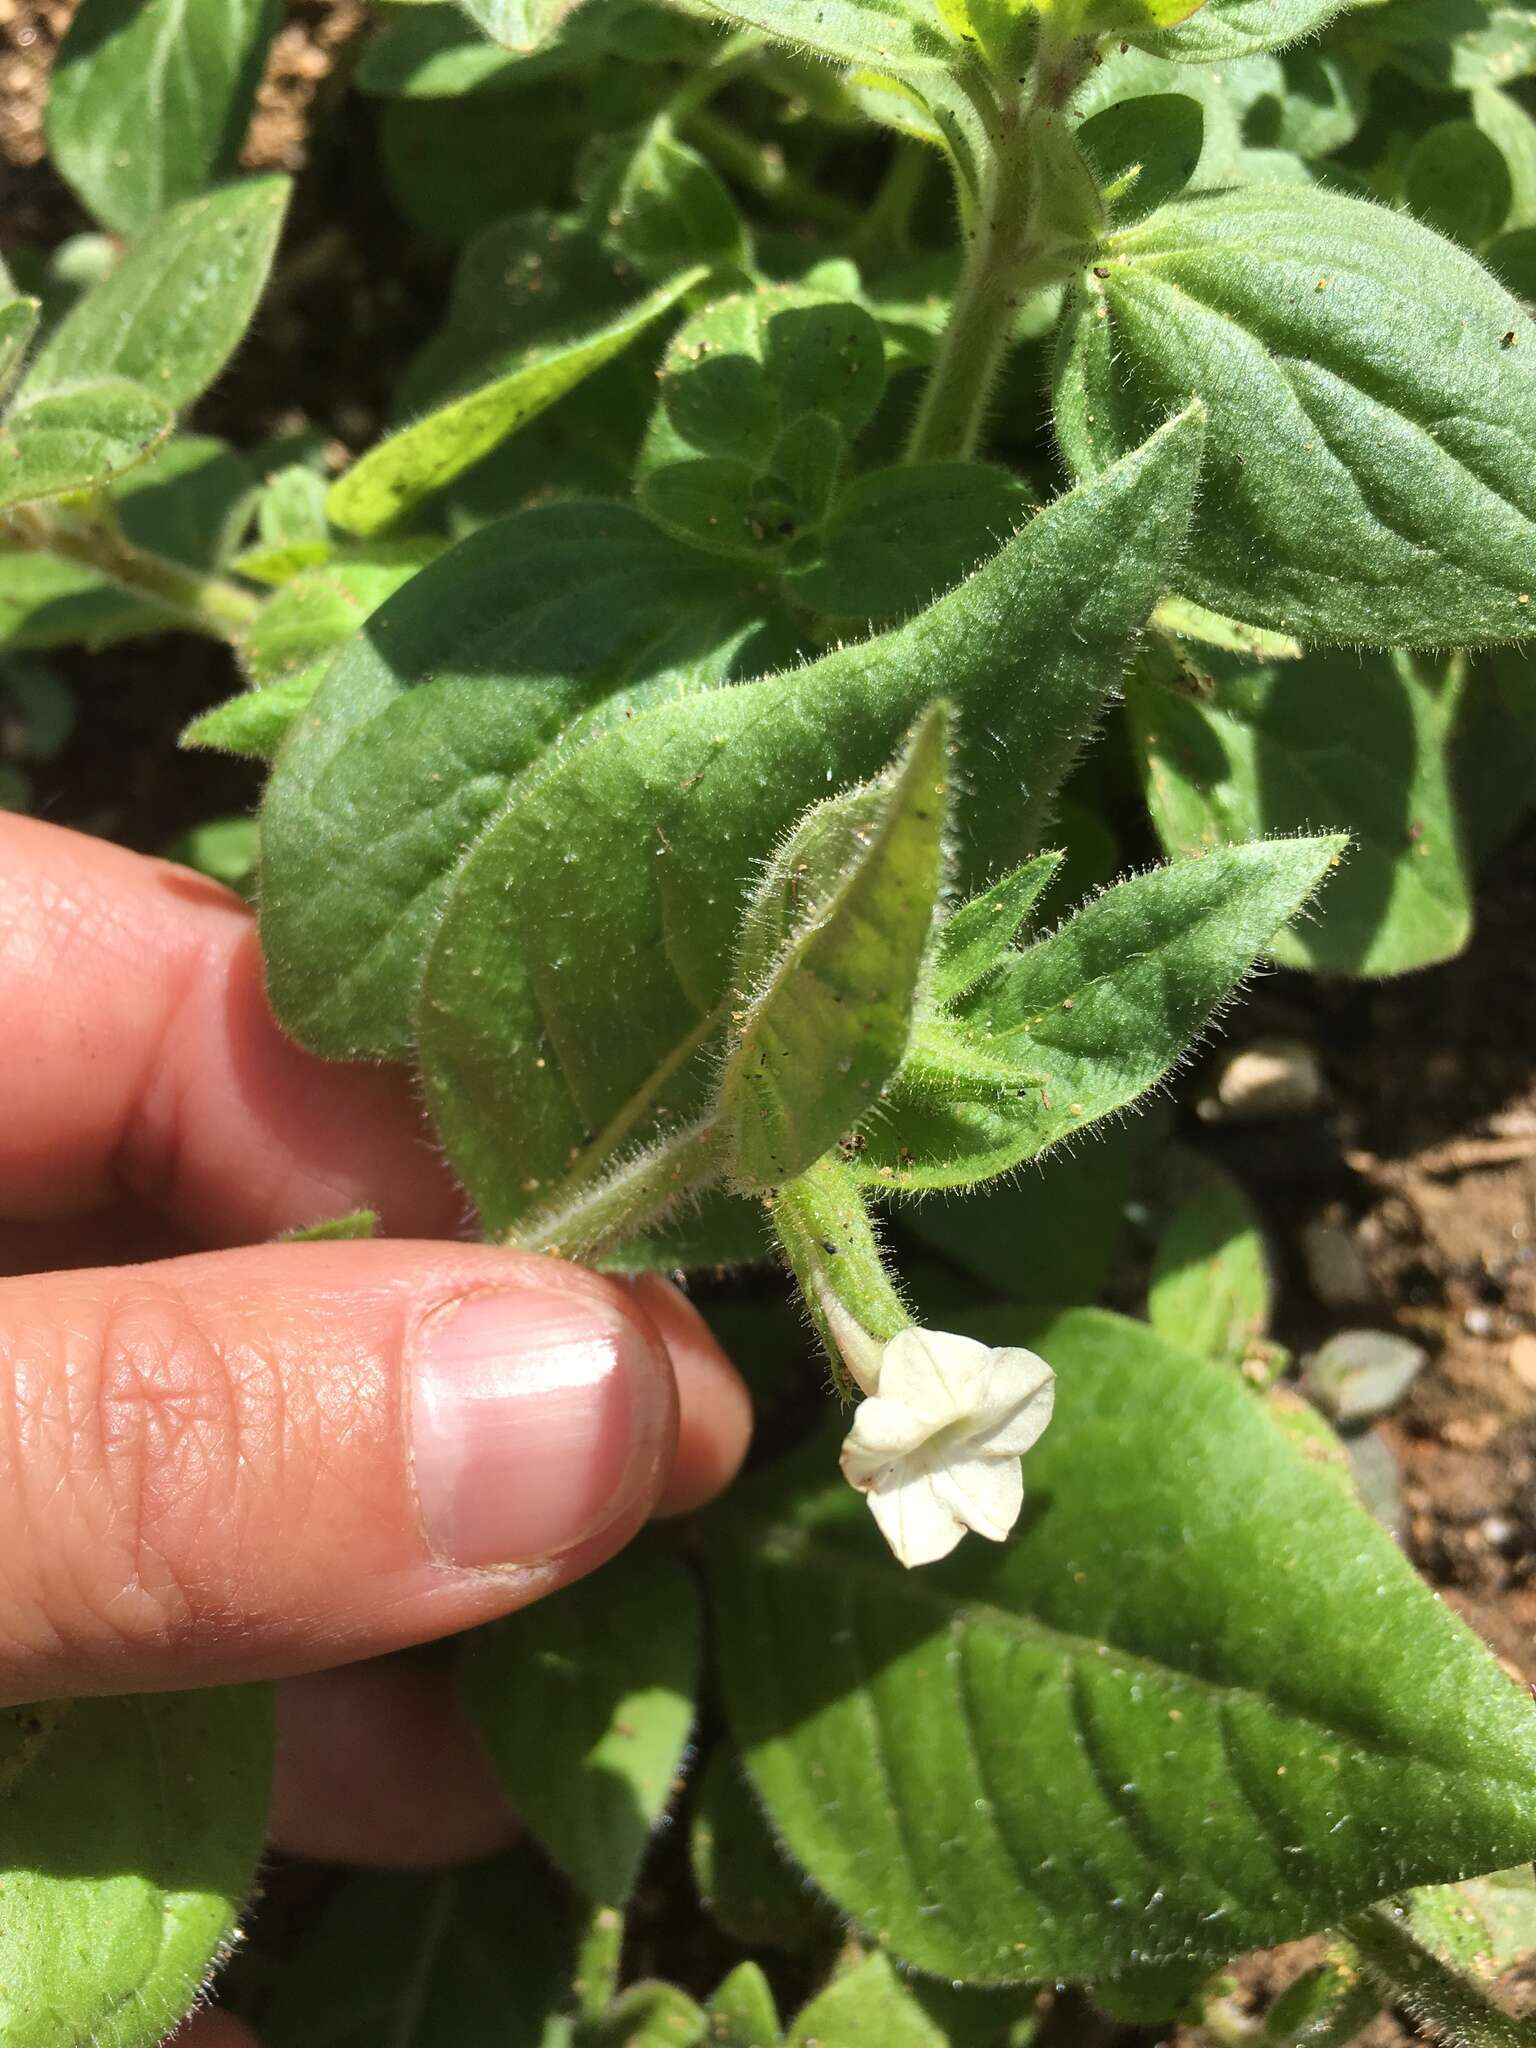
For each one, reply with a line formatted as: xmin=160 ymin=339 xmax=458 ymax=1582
xmin=0 ymin=814 xmax=754 ymax=2040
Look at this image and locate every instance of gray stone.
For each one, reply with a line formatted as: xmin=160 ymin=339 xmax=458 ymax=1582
xmin=1300 ymin=1219 xmax=1375 ymax=1310
xmin=1308 ymin=1329 xmax=1428 ymax=1427
xmin=1198 ymin=1037 xmax=1326 ymax=1122
xmin=1346 ymin=1430 xmax=1406 ymax=1539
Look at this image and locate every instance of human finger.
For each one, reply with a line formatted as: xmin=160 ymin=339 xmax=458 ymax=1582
xmin=268 ymin=1656 xmax=518 ymax=1867
xmin=0 ymin=1241 xmax=682 ymax=1701
xmin=0 ymin=813 xmax=463 ymax=1242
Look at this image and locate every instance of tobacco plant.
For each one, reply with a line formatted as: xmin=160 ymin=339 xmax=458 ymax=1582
xmin=2 ymin=0 xmax=1536 ymax=2038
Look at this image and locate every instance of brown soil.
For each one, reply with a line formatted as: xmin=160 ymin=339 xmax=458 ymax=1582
xmin=0 ymin=0 xmax=364 ymax=178
xmin=241 ymin=0 xmax=368 ymax=177
xmin=0 ymin=0 xmax=64 ymax=172
xmin=1165 ymin=832 xmax=1536 ymax=2043
xmin=1213 ymin=830 xmax=1536 ymax=1678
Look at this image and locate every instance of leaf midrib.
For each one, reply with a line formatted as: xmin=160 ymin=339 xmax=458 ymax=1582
xmin=1105 ymin=256 xmax=1531 ymax=535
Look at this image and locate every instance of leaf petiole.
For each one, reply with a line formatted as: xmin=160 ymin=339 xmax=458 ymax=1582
xmin=0 ymin=499 xmax=261 ymax=641
xmin=508 ymin=1120 xmax=728 ymax=1263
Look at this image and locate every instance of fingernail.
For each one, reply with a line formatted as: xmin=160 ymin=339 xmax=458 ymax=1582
xmin=410 ymin=1285 xmax=671 ymax=1568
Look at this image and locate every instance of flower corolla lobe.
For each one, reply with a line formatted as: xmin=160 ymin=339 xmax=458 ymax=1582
xmin=838 ymin=1326 xmax=1055 ymax=1568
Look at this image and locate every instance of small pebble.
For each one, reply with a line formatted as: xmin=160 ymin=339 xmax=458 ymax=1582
xmin=1346 ymin=1431 xmax=1406 ymax=1540
xmin=1300 ymin=1218 xmax=1375 ymax=1309
xmin=1198 ymin=1038 xmax=1325 ymax=1122
xmin=1481 ymin=1514 xmax=1519 ymax=1553
xmin=1307 ymin=1329 xmax=1427 ymax=1427
xmin=1509 ymin=1332 xmax=1536 ymax=1392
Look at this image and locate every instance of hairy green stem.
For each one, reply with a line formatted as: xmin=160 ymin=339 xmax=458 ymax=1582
xmin=771 ymin=1157 xmax=911 ymax=1396
xmin=904 ymin=89 xmax=1041 ymax=464
xmin=0 ymin=501 xmax=260 ymax=641
xmin=509 ymin=1121 xmax=727 ymax=1263
xmin=906 ymin=30 xmax=1101 ymax=466
xmin=909 ymin=112 xmax=1040 ymax=460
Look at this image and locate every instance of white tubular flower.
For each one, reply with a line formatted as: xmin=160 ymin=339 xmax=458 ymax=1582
xmin=838 ymin=1328 xmax=1055 ymax=1569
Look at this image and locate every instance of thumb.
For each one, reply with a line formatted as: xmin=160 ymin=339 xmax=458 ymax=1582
xmin=0 ymin=1241 xmax=726 ymax=1705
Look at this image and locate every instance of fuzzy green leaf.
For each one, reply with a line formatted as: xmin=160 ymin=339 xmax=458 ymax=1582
xmin=1054 ymin=185 xmax=1536 ymax=646
xmin=638 ymin=286 xmax=886 ymax=562
xmin=1406 ymin=120 xmax=1514 ymax=246
xmin=693 ymin=0 xmax=955 ymax=72
xmin=1130 ymin=645 xmax=1472 ymax=975
xmin=784 ymin=462 xmax=1033 ymax=622
xmin=0 ymin=1690 xmax=272 ymax=2047
xmin=47 ymin=0 xmax=279 ymax=236
xmin=1138 ymin=0 xmax=1361 ymax=58
xmin=708 ymin=1307 xmax=1536 ymax=1984
xmin=585 ymin=1983 xmax=708 ymax=2047
xmin=259 ymin=501 xmax=774 ymax=1057
xmin=860 ymin=836 xmax=1338 ymax=1191
xmin=0 ymin=297 xmax=39 ymax=399
xmin=788 ymin=1954 xmax=947 ymax=2048
xmin=650 ymin=290 xmax=887 ymax=456
xmin=414 ymin=409 xmax=1203 ymax=1234
xmin=1259 ymin=1960 xmax=1382 ymax=2047
xmin=930 ymin=853 xmax=1063 ymax=1006
xmin=183 ymin=670 xmax=327 ymax=760
xmin=457 ymin=0 xmax=589 ymax=50
xmin=356 ymin=7 xmax=539 ymax=96
xmin=240 ymin=548 xmax=435 ymax=687
xmin=0 ymin=380 xmax=171 ymax=510
xmin=1077 ymin=94 xmax=1206 ymax=222
xmin=907 ymin=1124 xmax=1136 ymax=1305
xmin=588 ymin=126 xmax=750 ymax=281
xmin=187 ymin=551 xmax=435 ymax=759
xmin=329 ymin=265 xmax=705 ymax=536
xmin=691 ymin=1748 xmax=834 ymax=1955
xmin=1148 ymin=1160 xmax=1271 ymax=1364
xmin=1473 ymin=84 xmax=1536 ymax=228
xmin=708 ymin=1963 xmax=782 ymax=2048
xmin=26 ymin=179 xmax=290 ymax=415
xmin=263 ymin=1852 xmax=575 ymax=2047
xmin=460 ymin=1539 xmax=700 ymax=1907
xmin=719 ymin=706 xmax=951 ymax=1191
xmin=1354 ymin=0 xmax=1536 ymax=91
xmin=1407 ymin=1866 xmax=1536 ymax=1986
